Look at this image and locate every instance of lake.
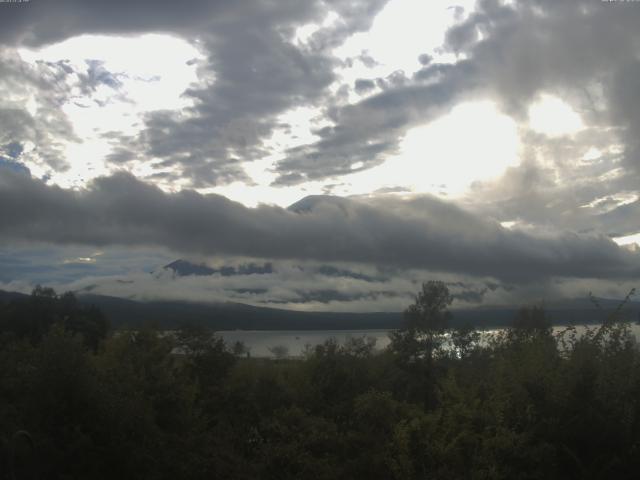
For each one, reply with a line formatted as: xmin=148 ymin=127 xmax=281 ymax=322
xmin=218 ymin=324 xmax=640 ymax=358
xmin=218 ymin=329 xmax=392 ymax=357
xmin=217 ymin=324 xmax=640 ymax=357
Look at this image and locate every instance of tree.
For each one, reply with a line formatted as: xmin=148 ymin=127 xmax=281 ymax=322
xmin=59 ymin=292 xmax=109 ymax=350
xmin=175 ymin=324 xmax=236 ymax=390
xmin=232 ymin=340 xmax=250 ymax=357
xmin=511 ymin=305 xmax=550 ymax=332
xmin=389 ymin=281 xmax=453 ymax=364
xmin=0 ymin=287 xmax=108 ymax=349
xmin=507 ymin=305 xmax=553 ymax=345
xmin=404 ymin=281 xmax=453 ymax=333
xmin=269 ymin=344 xmax=290 ymax=360
xmin=450 ymin=323 xmax=480 ymax=359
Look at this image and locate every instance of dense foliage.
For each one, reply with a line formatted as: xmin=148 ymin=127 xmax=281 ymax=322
xmin=1 ymin=283 xmax=639 ymax=479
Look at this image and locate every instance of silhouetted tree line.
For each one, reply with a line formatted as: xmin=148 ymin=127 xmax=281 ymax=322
xmin=0 ymin=286 xmax=108 ymax=350
xmin=1 ymin=282 xmax=639 ymax=479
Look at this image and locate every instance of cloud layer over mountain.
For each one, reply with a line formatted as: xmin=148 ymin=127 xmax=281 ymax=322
xmin=2 ymin=168 xmax=639 ymax=285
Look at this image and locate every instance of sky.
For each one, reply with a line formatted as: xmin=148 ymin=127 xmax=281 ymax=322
xmin=1 ymin=0 xmax=639 ymax=312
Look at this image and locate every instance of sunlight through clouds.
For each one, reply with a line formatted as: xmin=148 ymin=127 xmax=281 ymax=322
xmin=335 ymin=0 xmax=475 ymax=79
xmin=208 ymin=100 xmax=521 ymax=206
xmin=613 ymin=232 xmax=640 ymax=250
xmin=528 ymin=94 xmax=585 ymax=137
xmin=399 ymin=102 xmax=520 ymax=193
xmin=16 ymin=34 xmax=204 ymax=187
xmin=340 ymin=101 xmax=520 ymax=197
xmin=18 ymin=34 xmax=203 ymax=111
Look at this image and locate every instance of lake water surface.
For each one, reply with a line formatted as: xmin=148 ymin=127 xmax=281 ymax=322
xmin=218 ymin=329 xmax=392 ymax=357
xmin=218 ymin=324 xmax=640 ymax=358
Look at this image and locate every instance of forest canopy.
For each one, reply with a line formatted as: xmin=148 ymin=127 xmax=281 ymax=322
xmin=1 ymin=283 xmax=639 ymax=479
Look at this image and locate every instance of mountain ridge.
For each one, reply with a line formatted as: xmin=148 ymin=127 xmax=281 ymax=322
xmin=3 ymin=289 xmax=639 ymax=331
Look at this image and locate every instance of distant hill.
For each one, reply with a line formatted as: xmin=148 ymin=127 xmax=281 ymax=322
xmin=75 ymin=293 xmax=403 ymax=330
xmin=2 ymin=289 xmax=638 ymax=331
xmin=0 ymin=290 xmax=28 ymax=303
xmin=73 ymin=294 xmax=640 ymax=330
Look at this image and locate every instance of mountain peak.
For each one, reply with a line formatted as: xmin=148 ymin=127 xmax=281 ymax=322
xmin=163 ymin=259 xmax=217 ymax=276
xmin=163 ymin=259 xmax=274 ymax=277
xmin=287 ymin=195 xmax=350 ymax=213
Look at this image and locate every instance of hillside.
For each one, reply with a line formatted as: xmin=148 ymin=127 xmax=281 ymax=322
xmin=4 ymin=289 xmax=638 ymax=330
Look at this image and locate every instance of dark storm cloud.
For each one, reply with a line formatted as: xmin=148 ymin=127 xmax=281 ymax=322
xmin=1 ymin=169 xmax=639 ymax=283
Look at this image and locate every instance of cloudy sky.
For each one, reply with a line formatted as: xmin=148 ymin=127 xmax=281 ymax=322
xmin=1 ymin=0 xmax=639 ymax=311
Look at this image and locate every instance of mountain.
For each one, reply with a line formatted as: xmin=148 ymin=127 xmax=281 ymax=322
xmin=3 ymin=288 xmax=638 ymax=331
xmin=76 ymin=293 xmax=403 ymax=330
xmin=163 ymin=259 xmax=274 ymax=277
xmin=163 ymin=259 xmax=217 ymax=276
xmin=71 ymin=294 xmax=640 ymax=330
xmin=287 ymin=195 xmax=352 ymax=213
xmin=454 ymin=297 xmax=640 ymax=328
xmin=0 ymin=290 xmax=28 ymax=303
